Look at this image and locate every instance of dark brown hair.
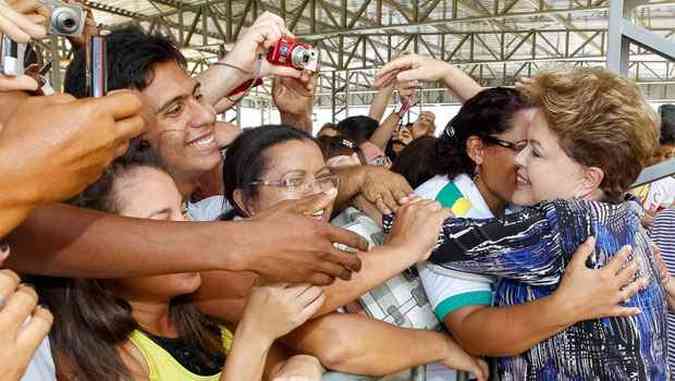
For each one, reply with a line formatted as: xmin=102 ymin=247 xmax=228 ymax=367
xmin=43 ymin=162 xmax=224 ymax=381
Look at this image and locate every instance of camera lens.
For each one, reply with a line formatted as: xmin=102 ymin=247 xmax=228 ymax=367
xmin=291 ymin=46 xmax=307 ymax=69
xmin=52 ymin=8 xmax=80 ymax=34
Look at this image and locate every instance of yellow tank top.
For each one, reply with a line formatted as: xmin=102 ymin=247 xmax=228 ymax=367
xmin=128 ymin=327 xmax=233 ymax=381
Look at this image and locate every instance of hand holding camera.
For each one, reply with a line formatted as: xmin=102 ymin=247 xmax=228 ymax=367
xmin=0 ymin=91 xmax=144 ymax=234
xmin=0 ymin=0 xmax=47 ymax=44
xmin=225 ymin=12 xmax=319 ymax=81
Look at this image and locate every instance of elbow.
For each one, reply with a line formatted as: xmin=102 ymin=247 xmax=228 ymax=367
xmin=313 ymin=330 xmax=361 ymax=372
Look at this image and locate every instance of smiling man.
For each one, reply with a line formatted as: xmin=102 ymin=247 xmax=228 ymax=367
xmin=65 ymin=28 xmax=222 ymax=202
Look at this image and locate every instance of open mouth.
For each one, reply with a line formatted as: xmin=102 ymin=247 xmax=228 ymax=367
xmin=516 ymin=172 xmax=531 ymax=186
xmin=187 ymin=132 xmax=216 ymax=150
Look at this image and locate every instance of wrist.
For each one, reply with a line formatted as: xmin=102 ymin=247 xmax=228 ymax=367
xmin=216 ymin=220 xmax=254 ymax=272
xmin=441 ymin=63 xmax=457 ymax=87
xmin=219 ymin=55 xmax=255 ymax=81
xmin=238 ymin=313 xmax=276 ymax=347
xmin=547 ymin=292 xmax=579 ymax=327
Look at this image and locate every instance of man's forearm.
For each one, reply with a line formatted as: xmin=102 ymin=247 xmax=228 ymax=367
xmin=5 ymin=203 xmax=243 ymax=278
xmin=446 ymin=296 xmax=574 ymax=357
xmin=198 ymin=59 xmax=253 ymax=107
xmin=280 ymin=111 xmax=313 ymax=134
xmin=284 ymin=313 xmax=450 ymax=376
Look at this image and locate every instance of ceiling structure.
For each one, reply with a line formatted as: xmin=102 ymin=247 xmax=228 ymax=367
xmin=45 ymin=0 xmax=675 ymax=120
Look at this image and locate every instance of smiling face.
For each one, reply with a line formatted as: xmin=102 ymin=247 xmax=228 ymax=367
xmin=511 ymin=109 xmax=600 ymax=205
xmin=239 ymin=139 xmax=336 ymax=223
xmin=473 ymin=109 xmax=531 ymax=205
xmin=110 ymin=166 xmax=201 ymax=302
xmin=140 ymin=61 xmax=220 ymax=182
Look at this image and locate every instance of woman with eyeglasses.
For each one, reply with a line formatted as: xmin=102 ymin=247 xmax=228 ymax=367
xmin=194 ymin=125 xmax=490 ymax=380
xmin=379 ymin=55 xmax=666 ymax=379
xmin=372 ymin=58 xmax=643 ymax=378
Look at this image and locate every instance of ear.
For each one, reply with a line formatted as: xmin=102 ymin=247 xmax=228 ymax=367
xmin=233 ymin=189 xmax=255 ymax=217
xmin=579 ymin=166 xmax=605 ymax=198
xmin=465 ymin=136 xmax=485 ymax=166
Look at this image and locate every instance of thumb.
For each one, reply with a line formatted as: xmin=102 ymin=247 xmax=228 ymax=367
xmin=284 ymin=188 xmax=338 ymax=216
xmin=568 ymin=236 xmax=596 ymax=269
xmin=268 ymin=65 xmax=303 ymax=79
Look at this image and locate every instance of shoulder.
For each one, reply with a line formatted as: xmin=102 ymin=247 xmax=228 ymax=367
xmin=119 ymin=337 xmax=151 ymax=380
xmin=414 ymin=175 xmax=451 ymax=199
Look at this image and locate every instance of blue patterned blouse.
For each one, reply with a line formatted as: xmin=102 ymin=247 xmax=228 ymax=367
xmin=386 ymin=199 xmax=669 ymax=380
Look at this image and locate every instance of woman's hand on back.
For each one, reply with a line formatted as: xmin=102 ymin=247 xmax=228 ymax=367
xmin=553 ymin=237 xmax=646 ymax=323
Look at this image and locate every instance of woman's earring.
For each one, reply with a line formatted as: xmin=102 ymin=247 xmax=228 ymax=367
xmin=473 ymin=166 xmax=481 ymax=183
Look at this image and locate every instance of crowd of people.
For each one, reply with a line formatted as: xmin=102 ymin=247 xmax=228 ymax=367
xmin=0 ymin=1 xmax=674 ymax=380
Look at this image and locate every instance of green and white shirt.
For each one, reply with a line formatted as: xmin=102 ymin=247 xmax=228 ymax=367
xmin=414 ymin=174 xmax=496 ymax=321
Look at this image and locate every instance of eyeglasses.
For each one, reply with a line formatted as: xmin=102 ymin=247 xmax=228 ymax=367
xmin=250 ymin=174 xmax=340 ymax=195
xmin=482 ymin=136 xmax=528 ymax=152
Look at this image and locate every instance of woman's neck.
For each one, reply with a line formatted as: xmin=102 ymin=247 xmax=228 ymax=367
xmin=474 ymin=175 xmax=507 ymax=216
xmin=128 ymin=300 xmax=177 ymax=338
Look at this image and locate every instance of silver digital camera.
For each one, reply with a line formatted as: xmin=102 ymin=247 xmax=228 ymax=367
xmin=44 ymin=0 xmax=85 ymax=37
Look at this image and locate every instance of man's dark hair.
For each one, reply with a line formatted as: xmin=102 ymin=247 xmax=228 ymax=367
xmin=64 ymin=27 xmax=187 ymax=166
xmin=64 ymin=26 xmax=187 ymax=98
xmin=336 ymin=116 xmax=379 ymax=145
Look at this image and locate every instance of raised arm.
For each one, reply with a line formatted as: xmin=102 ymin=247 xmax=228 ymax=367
xmin=375 ymin=54 xmax=482 ymax=103
xmin=198 ymin=12 xmax=303 ymax=107
xmin=369 ymin=111 xmax=402 ymax=151
xmin=368 ymin=82 xmax=395 ymax=122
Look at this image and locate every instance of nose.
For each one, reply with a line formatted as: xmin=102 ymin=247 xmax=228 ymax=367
xmin=189 ymin=98 xmax=216 ymax=129
xmin=514 ymin=145 xmax=529 ymax=168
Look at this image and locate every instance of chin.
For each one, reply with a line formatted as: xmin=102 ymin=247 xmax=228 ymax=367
xmin=511 ymin=188 xmax=537 ymax=206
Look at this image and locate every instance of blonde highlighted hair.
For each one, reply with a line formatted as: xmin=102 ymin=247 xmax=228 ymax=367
xmin=519 ymin=67 xmax=659 ymax=202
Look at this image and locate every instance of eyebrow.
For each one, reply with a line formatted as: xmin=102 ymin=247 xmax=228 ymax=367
xmin=157 ymin=82 xmax=201 ymax=114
